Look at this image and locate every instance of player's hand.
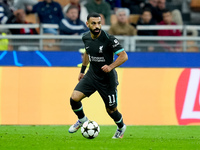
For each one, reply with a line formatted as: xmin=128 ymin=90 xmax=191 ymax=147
xmin=101 ymin=65 xmax=112 ymax=73
xmin=78 ymin=73 xmax=84 ymax=81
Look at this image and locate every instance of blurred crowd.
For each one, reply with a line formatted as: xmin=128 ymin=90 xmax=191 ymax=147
xmin=0 ymin=0 xmax=199 ymax=52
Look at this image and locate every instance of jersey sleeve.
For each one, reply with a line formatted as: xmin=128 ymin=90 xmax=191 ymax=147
xmin=109 ymin=35 xmax=124 ymax=55
xmin=82 ymin=32 xmax=89 ymax=54
xmin=82 ymin=33 xmax=86 ymax=44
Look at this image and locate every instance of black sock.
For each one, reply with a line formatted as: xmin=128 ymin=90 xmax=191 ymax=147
xmin=70 ymin=98 xmax=85 ymax=119
xmin=108 ymin=110 xmax=124 ymax=129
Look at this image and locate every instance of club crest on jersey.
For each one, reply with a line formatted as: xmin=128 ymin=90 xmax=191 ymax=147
xmin=99 ymin=46 xmax=103 ymax=53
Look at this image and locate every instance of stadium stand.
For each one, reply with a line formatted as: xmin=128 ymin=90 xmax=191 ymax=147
xmin=190 ymin=0 xmax=200 ymax=12
xmin=110 ymin=14 xmax=140 ymax=25
xmin=0 ymin=0 xmax=199 ymax=52
xmin=38 ymin=0 xmax=69 ymax=7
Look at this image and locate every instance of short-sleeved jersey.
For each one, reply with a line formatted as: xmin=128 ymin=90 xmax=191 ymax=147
xmin=82 ymin=30 xmax=124 ymax=85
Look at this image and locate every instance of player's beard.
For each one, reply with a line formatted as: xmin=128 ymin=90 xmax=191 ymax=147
xmin=90 ymin=28 xmax=101 ymax=35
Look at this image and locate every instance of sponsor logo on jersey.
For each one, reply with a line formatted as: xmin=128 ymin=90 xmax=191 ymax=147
xmin=88 ymin=55 xmax=105 ymax=62
xmin=112 ymin=39 xmax=119 ymax=48
xmin=175 ymin=68 xmax=200 ymax=125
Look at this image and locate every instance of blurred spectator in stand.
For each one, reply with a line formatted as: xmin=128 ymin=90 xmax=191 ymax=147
xmin=122 ymin=0 xmax=145 ymax=14
xmin=143 ymin=0 xmax=160 ymax=23
xmin=137 ymin=9 xmax=157 ymax=36
xmin=137 ymin=9 xmax=157 ymax=52
xmin=0 ymin=0 xmax=15 ymax=50
xmin=105 ymin=0 xmax=121 ymax=12
xmin=13 ymin=0 xmax=37 ymax=14
xmin=59 ymin=5 xmax=88 ymax=35
xmin=186 ymin=31 xmax=199 ymax=52
xmin=0 ymin=0 xmax=15 ymax=24
xmin=157 ymin=0 xmax=183 ymax=25
xmin=108 ymin=8 xmax=137 ymax=35
xmin=158 ymin=9 xmax=182 ymax=52
xmin=7 ymin=9 xmax=39 ymax=50
xmin=59 ymin=5 xmax=88 ymax=51
xmin=0 ymin=32 xmax=9 ymax=50
xmin=80 ymin=0 xmax=87 ymax=5
xmin=121 ymin=0 xmax=133 ymax=8
xmin=28 ymin=0 xmax=64 ymax=35
xmin=157 ymin=0 xmax=198 ymax=36
xmin=63 ymin=0 xmax=88 ymax=24
xmin=85 ymin=0 xmax=111 ymax=25
xmin=8 ymin=9 xmax=38 ymax=35
xmin=156 ymin=0 xmax=165 ymax=23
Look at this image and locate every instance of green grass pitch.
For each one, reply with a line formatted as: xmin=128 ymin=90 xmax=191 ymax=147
xmin=0 ymin=125 xmax=200 ymax=150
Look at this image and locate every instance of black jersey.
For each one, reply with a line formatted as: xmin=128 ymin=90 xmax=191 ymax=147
xmin=82 ymin=30 xmax=124 ymax=84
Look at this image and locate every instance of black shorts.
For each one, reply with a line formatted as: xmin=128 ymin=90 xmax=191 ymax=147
xmin=74 ymin=74 xmax=118 ymax=109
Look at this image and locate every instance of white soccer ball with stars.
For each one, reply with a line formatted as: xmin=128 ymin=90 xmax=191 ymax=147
xmin=81 ymin=120 xmax=100 ymax=139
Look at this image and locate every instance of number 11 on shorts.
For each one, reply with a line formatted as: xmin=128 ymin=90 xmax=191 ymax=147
xmin=108 ymin=94 xmax=116 ymax=106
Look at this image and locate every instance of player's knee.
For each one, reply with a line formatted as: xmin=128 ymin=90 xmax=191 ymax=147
xmin=71 ymin=96 xmax=80 ymax=102
xmin=71 ymin=90 xmax=85 ymax=102
xmin=106 ymin=107 xmax=117 ymax=114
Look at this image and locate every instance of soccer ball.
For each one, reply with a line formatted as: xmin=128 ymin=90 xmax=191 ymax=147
xmin=81 ymin=120 xmax=100 ymax=139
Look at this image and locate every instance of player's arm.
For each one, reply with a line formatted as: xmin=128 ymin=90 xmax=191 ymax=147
xmin=82 ymin=52 xmax=89 ymax=66
xmin=101 ymin=50 xmax=128 ymax=73
xmin=78 ymin=52 xmax=89 ymax=81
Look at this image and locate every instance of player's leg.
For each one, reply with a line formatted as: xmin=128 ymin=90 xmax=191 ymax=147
xmin=106 ymin=107 xmax=126 ymax=139
xmin=69 ymin=75 xmax=96 ymax=133
xmin=70 ymin=90 xmax=86 ymax=121
xmin=98 ymin=88 xmax=126 ymax=138
xmin=69 ymin=90 xmax=88 ymax=133
xmin=71 ymin=90 xmax=87 ymax=121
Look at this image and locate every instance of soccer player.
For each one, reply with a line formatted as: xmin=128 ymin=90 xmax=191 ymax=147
xmin=68 ymin=12 xmax=128 ymax=139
